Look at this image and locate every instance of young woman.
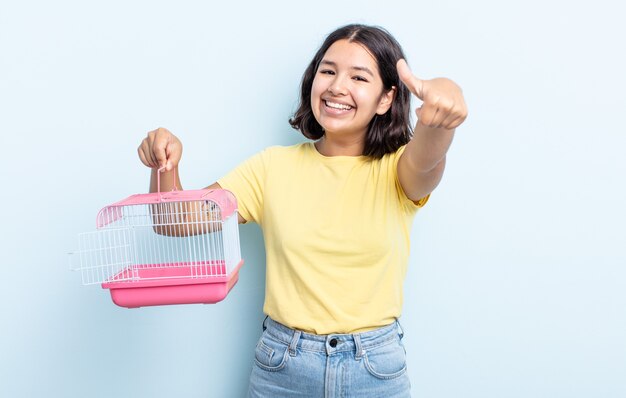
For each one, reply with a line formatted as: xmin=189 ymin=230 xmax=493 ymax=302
xmin=138 ymin=24 xmax=467 ymax=398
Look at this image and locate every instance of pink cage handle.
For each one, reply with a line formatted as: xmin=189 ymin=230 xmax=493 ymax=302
xmin=95 ymin=167 xmax=238 ymax=228
xmin=156 ymin=166 xmax=178 ymax=198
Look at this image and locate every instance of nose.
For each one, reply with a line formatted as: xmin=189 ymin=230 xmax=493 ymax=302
xmin=327 ymin=75 xmax=348 ymax=96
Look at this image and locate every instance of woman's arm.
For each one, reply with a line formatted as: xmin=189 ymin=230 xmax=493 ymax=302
xmin=395 ymin=59 xmax=468 ymax=201
xmin=397 ymin=123 xmax=454 ymax=201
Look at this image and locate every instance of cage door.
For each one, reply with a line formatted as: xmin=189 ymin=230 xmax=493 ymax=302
xmin=72 ymin=227 xmax=137 ymax=285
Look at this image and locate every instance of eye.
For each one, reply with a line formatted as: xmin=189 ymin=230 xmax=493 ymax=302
xmin=319 ymin=69 xmax=335 ymax=75
xmin=353 ymin=75 xmax=368 ymax=82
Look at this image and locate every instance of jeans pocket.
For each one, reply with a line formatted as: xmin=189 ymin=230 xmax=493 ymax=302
xmin=363 ymin=339 xmax=407 ymax=380
xmin=254 ymin=333 xmax=290 ymax=372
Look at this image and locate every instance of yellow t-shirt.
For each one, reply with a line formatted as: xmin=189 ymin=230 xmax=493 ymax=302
xmin=218 ymin=142 xmax=428 ymax=334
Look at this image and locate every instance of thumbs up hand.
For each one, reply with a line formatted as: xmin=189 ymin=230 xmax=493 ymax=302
xmin=397 ymin=59 xmax=467 ymax=130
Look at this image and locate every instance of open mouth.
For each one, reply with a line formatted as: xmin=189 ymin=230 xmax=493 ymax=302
xmin=324 ymin=100 xmax=354 ymax=111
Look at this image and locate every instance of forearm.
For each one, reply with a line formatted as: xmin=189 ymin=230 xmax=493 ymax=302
xmin=404 ymin=122 xmax=455 ymax=173
xmin=149 ymin=168 xmax=224 ymax=236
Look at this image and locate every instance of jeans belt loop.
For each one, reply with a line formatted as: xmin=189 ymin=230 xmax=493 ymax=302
xmin=353 ymin=333 xmax=364 ymax=360
xmin=288 ymin=330 xmax=301 ymax=357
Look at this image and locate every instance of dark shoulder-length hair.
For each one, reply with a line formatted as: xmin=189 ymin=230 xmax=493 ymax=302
xmin=289 ymin=24 xmax=412 ymax=159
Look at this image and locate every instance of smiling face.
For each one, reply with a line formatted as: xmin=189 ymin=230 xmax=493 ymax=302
xmin=310 ymin=39 xmax=395 ymax=141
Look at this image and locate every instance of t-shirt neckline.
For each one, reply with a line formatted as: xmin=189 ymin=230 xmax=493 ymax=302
xmin=307 ymin=141 xmax=367 ymax=162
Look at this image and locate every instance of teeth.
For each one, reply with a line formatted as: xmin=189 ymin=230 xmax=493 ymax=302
xmin=325 ymin=101 xmax=353 ymax=110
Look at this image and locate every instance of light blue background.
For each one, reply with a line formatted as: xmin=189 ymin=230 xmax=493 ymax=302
xmin=1 ymin=0 xmax=624 ymax=397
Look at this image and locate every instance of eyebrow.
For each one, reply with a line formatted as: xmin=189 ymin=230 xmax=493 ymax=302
xmin=319 ymin=60 xmax=375 ymax=77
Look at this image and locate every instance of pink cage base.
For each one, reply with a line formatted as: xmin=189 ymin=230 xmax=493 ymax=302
xmin=102 ymin=260 xmax=244 ymax=308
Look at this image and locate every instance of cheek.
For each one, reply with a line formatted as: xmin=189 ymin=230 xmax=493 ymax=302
xmin=310 ymin=78 xmax=324 ymax=101
xmin=353 ymin=88 xmax=378 ymax=112
xmin=310 ymin=79 xmax=324 ymax=117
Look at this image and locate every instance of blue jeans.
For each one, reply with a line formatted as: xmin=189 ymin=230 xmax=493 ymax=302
xmin=247 ymin=317 xmax=411 ymax=397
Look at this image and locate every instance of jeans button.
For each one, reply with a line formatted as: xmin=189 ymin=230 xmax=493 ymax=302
xmin=329 ymin=338 xmax=338 ymax=348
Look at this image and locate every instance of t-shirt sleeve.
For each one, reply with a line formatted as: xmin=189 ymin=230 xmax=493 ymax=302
xmin=217 ymin=148 xmax=269 ymax=224
xmin=392 ymin=145 xmax=430 ymax=211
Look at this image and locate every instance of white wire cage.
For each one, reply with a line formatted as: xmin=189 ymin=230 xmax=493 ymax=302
xmin=70 ymin=187 xmax=243 ymax=308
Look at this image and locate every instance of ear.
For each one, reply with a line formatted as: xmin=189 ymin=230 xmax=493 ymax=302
xmin=376 ymin=86 xmax=397 ymax=115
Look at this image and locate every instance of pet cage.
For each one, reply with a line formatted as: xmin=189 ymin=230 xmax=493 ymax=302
xmin=70 ymin=174 xmax=243 ymax=308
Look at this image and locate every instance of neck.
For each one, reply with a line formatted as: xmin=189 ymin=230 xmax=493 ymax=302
xmin=315 ymin=134 xmax=364 ymax=157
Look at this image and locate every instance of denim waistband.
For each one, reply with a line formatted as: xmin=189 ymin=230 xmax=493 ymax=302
xmin=262 ymin=317 xmax=404 ymax=357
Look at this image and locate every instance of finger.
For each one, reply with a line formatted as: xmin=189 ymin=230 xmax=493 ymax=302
xmin=431 ymin=101 xmax=456 ymax=128
xmin=148 ymin=129 xmax=169 ymax=168
xmin=137 ymin=144 xmax=154 ymax=168
xmin=439 ymin=101 xmax=467 ymax=129
xmin=433 ymin=108 xmax=447 ymax=129
xmin=414 ymin=106 xmax=422 ymax=120
xmin=417 ymin=101 xmax=439 ymax=127
xmin=152 ymin=136 xmax=170 ymax=169
xmin=165 ymin=140 xmax=182 ymax=171
xmin=440 ymin=110 xmax=461 ymax=130
xmin=140 ymin=139 xmax=157 ymax=168
xmin=444 ymin=113 xmax=467 ymax=130
xmin=164 ymin=143 xmax=174 ymax=171
xmin=441 ymin=100 xmax=468 ymax=129
xmin=396 ymin=59 xmax=424 ymax=99
xmin=146 ymin=132 xmax=159 ymax=167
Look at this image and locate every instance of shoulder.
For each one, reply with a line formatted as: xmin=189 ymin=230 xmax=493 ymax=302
xmin=372 ymin=144 xmax=407 ymax=169
xmin=264 ymin=142 xmax=311 ymax=153
xmin=231 ymin=142 xmax=312 ymax=173
xmin=261 ymin=142 xmax=313 ymax=160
